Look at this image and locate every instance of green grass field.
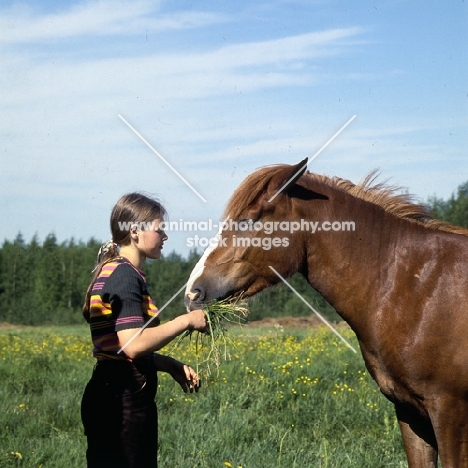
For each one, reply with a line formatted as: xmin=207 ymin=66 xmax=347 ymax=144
xmin=0 ymin=322 xmax=407 ymax=467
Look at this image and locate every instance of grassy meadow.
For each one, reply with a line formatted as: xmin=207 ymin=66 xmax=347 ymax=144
xmin=0 ymin=322 xmax=407 ymax=467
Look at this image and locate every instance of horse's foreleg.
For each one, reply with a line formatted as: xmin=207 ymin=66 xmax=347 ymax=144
xmin=395 ymin=403 xmax=438 ymax=468
xmin=430 ymin=397 xmax=468 ymax=468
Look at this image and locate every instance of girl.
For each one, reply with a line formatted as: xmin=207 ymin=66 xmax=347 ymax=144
xmin=81 ymin=192 xmax=207 ymax=468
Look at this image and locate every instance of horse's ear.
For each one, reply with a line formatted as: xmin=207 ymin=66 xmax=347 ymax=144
xmin=267 ymin=158 xmax=308 ymax=201
xmin=236 ymin=158 xmax=309 ymax=220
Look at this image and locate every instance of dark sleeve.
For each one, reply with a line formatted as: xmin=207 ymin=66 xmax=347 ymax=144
xmin=105 ymin=263 xmax=146 ymax=331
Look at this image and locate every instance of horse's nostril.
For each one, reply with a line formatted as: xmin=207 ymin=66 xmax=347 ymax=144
xmin=187 ymin=291 xmax=199 ymax=301
xmin=187 ymin=288 xmax=203 ymax=302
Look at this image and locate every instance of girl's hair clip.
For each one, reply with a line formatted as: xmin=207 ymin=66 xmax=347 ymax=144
xmin=92 ymin=239 xmax=119 ymax=272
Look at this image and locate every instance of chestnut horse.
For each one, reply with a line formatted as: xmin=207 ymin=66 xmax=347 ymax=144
xmin=185 ymin=159 xmax=468 ymax=467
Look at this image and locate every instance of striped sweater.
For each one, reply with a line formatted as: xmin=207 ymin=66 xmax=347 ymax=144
xmin=88 ymin=257 xmax=160 ymax=360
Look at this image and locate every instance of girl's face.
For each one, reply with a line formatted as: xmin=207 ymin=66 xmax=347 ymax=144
xmin=138 ymin=218 xmax=168 ymax=260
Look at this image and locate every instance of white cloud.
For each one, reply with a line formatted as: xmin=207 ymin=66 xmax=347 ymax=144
xmin=210 ymin=28 xmax=364 ymax=68
xmin=1 ymin=25 xmax=366 ymax=163
xmin=0 ymin=0 xmax=227 ymax=43
xmin=2 ymin=26 xmax=364 ymax=106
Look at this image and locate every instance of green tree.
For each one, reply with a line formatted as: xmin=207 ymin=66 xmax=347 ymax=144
xmin=0 ymin=234 xmax=30 ymax=323
xmin=33 ymin=234 xmax=66 ymax=322
xmin=428 ymin=181 xmax=468 ymax=227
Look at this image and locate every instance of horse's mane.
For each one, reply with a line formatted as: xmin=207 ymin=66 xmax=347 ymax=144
xmin=322 ymin=171 xmax=468 ymax=236
xmin=224 ymin=165 xmax=468 ymax=236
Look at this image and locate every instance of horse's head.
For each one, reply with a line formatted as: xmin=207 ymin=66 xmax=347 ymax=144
xmin=185 ymin=158 xmax=326 ymax=310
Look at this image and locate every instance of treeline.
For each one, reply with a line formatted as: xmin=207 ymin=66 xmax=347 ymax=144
xmin=1 ymin=181 xmax=467 ymax=326
xmin=428 ymin=181 xmax=468 ymax=228
xmin=0 ymin=233 xmax=337 ymax=325
xmin=0 ymin=235 xmax=199 ymax=326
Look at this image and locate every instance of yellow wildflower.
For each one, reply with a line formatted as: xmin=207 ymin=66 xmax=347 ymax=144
xmin=11 ymin=451 xmax=23 ymax=460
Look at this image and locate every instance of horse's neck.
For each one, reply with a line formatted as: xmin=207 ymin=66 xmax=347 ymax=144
xmin=303 ymin=191 xmax=417 ymax=327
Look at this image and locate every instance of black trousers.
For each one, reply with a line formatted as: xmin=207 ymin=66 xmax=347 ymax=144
xmin=81 ymin=358 xmax=158 ymax=468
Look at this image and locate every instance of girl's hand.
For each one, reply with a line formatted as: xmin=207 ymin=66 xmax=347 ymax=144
xmin=187 ymin=309 xmax=208 ymax=332
xmin=170 ymin=362 xmax=201 ymax=393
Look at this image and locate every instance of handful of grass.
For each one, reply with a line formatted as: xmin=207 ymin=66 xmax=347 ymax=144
xmin=171 ymin=297 xmax=249 ymax=378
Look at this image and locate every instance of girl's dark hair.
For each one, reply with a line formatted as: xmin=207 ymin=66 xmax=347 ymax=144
xmin=82 ymin=192 xmax=167 ymax=322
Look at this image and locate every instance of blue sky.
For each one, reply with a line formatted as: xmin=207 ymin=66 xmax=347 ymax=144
xmin=1 ymin=0 xmax=467 ymax=256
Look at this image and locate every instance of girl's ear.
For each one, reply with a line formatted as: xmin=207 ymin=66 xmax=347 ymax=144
xmin=130 ymin=223 xmax=139 ymax=242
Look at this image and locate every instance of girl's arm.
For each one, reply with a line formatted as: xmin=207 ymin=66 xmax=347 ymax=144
xmin=117 ymin=309 xmax=206 ymax=359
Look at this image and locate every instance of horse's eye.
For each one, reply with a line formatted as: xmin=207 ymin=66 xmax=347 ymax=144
xmin=238 ymin=219 xmax=259 ymax=230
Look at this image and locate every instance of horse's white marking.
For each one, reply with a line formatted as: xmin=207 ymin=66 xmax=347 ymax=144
xmin=185 ymin=251 xmax=208 ymax=300
xmin=185 ymin=222 xmax=226 ymax=307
